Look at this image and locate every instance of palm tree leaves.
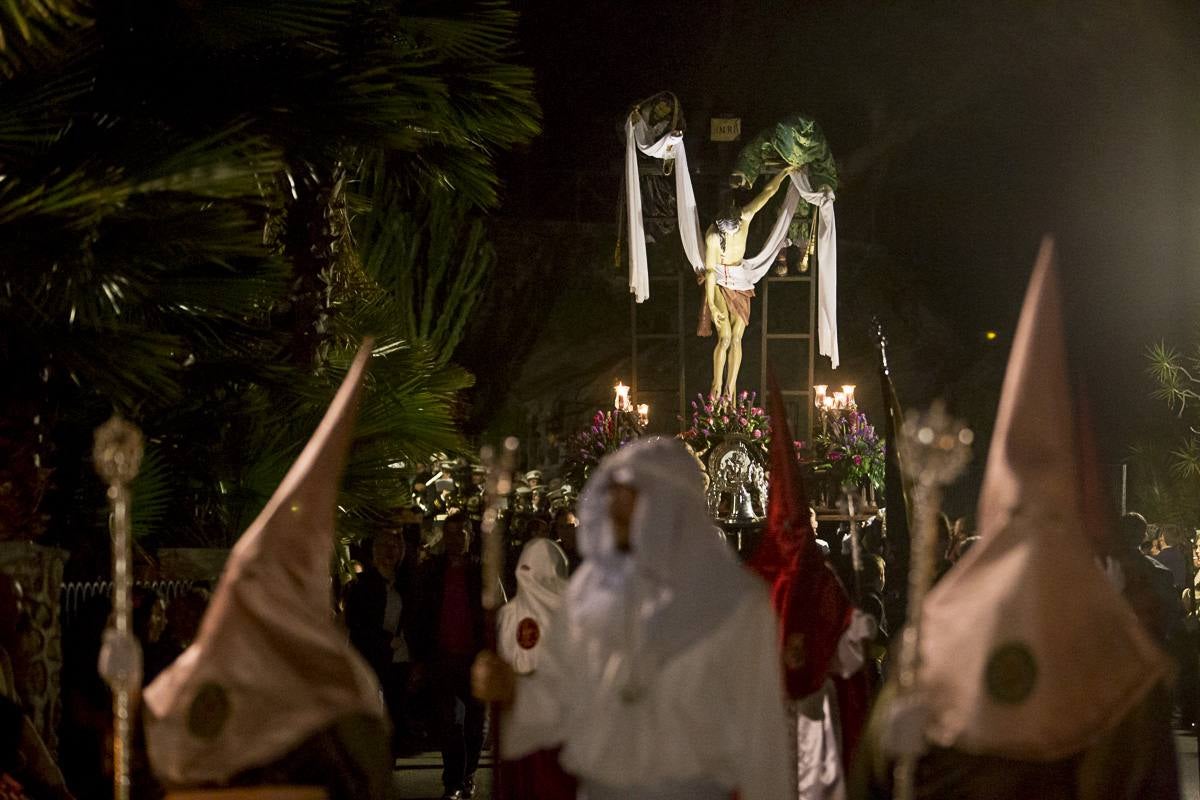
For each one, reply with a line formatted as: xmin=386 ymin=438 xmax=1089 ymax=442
xmin=1147 ymin=340 xmax=1200 ymax=415
xmin=0 ymin=0 xmax=90 ymax=79
xmin=1127 ymin=440 xmax=1200 ymax=525
xmin=353 ymin=183 xmax=493 ymax=362
xmin=1145 ymin=337 xmax=1200 ymax=505
xmin=165 ymin=0 xmax=355 ymax=49
xmin=0 ymin=1 xmax=539 ymax=552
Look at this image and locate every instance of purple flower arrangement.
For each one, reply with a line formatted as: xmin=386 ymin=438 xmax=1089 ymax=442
xmin=564 ymin=409 xmax=645 ymax=484
xmin=680 ymin=391 xmax=774 ymax=457
xmin=812 ymin=408 xmax=885 ymax=490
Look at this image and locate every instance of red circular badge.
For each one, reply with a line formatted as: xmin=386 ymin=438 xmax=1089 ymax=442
xmin=516 ymin=617 xmax=540 ymax=650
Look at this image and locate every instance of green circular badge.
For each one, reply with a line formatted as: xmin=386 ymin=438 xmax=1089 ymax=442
xmin=985 ymin=641 xmax=1037 ymax=705
xmin=187 ymin=681 xmax=231 ymax=739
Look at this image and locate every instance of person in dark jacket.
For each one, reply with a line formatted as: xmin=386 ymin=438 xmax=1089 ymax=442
xmin=412 ymin=512 xmax=486 ymax=800
xmin=345 ymin=531 xmax=417 ymax=756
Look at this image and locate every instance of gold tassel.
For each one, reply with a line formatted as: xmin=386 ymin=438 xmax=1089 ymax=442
xmin=799 ymin=211 xmax=818 ymax=273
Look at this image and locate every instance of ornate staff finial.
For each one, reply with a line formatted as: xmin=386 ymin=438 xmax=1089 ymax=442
xmin=94 ymin=416 xmax=144 ymax=488
xmin=902 ymin=401 xmax=973 ymax=490
xmin=889 ymin=400 xmax=973 ymax=800
xmin=93 ymin=414 xmax=144 ymax=800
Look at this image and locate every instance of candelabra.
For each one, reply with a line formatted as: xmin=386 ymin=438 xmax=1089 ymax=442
xmin=612 ymin=380 xmax=649 ymax=439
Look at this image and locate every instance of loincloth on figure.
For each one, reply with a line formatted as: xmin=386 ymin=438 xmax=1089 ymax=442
xmin=697 ymin=285 xmax=754 ymax=337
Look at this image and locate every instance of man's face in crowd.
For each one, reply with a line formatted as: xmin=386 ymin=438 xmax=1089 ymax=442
xmin=148 ymin=597 xmax=167 ymax=643
xmin=372 ymin=533 xmax=404 ymax=574
xmin=608 ymin=484 xmax=639 ymax=552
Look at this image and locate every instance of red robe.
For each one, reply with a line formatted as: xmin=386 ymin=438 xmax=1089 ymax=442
xmin=748 ymin=374 xmax=869 ymax=769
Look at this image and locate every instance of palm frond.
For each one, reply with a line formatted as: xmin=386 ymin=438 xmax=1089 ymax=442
xmin=0 ymin=53 xmax=95 ymax=164
xmin=1169 ymin=437 xmax=1200 ymax=481
xmin=35 ymin=323 xmax=186 ymax=411
xmin=1146 ymin=341 xmax=1200 ymax=414
xmin=352 ymin=185 xmax=494 ymax=361
xmin=172 ymin=0 xmax=354 ymax=48
xmin=395 ymin=2 xmax=523 ymax=60
xmin=0 ymin=0 xmax=91 ymax=79
xmin=128 ymin=443 xmax=175 ymax=539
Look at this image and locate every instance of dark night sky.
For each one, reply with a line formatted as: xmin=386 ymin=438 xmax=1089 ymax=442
xmin=488 ymin=0 xmax=1200 ymax=462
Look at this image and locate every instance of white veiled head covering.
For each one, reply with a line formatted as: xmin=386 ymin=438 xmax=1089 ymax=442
xmin=567 ymin=437 xmax=752 ymax=667
xmin=497 ymin=538 xmax=569 ymax=674
xmin=143 ymin=342 xmax=384 ymax=786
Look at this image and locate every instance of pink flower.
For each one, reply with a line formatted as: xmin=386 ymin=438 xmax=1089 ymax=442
xmin=852 ymin=455 xmax=863 ymax=465
xmin=829 ymin=451 xmax=842 ymax=461
xmin=720 ymin=416 xmax=730 ymax=425
xmin=753 ymin=430 xmax=763 ymax=439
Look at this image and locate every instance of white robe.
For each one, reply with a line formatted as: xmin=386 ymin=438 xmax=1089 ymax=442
xmin=794 ymin=609 xmax=876 ymax=800
xmin=504 ymin=588 xmax=791 ymax=800
xmin=794 ymin=683 xmax=844 ymax=800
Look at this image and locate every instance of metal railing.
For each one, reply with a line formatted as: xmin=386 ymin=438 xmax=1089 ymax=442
xmin=60 ymin=579 xmax=197 ymax=631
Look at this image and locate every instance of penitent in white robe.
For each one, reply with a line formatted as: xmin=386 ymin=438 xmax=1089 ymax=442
xmin=503 ymin=587 xmax=791 ymax=800
xmin=794 ymin=610 xmax=876 ymax=800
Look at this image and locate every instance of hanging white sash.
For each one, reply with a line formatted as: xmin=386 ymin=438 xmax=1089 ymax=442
xmin=624 ymin=117 xmax=839 ymax=368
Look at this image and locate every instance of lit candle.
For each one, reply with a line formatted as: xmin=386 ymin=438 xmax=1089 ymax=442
xmin=614 ymin=381 xmax=631 ymax=411
xmin=814 ymin=384 xmax=828 ymax=405
xmin=822 ymin=395 xmax=835 ymax=409
xmin=637 ymin=403 xmax=649 ymax=426
xmin=833 ymin=391 xmax=847 ymax=408
xmin=842 ymin=385 xmax=856 ymax=407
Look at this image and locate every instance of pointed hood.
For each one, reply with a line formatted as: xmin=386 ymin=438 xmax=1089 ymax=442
xmin=918 ymin=239 xmax=1168 ymax=760
xmin=749 ymin=372 xmax=854 ymax=699
xmin=498 ymin=538 xmax=570 ymax=675
xmin=144 ymin=342 xmax=383 ymax=786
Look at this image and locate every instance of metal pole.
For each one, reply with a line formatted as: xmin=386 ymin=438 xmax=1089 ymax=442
xmin=480 ymin=437 xmax=519 ymax=798
xmin=846 ymin=486 xmax=864 ymax=606
xmin=1120 ymin=463 xmax=1128 ymax=516
xmin=93 ymin=417 xmax=144 ymax=800
xmin=678 ymin=270 xmax=686 ymax=432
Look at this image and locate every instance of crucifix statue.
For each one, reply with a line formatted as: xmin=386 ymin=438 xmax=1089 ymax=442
xmin=697 ymin=166 xmax=796 ymax=399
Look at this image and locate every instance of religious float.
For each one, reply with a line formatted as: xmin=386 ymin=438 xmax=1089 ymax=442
xmin=604 ymin=91 xmax=886 ymax=545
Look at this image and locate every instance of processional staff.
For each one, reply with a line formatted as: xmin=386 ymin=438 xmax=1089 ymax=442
xmin=480 ymin=436 xmax=520 ymax=794
xmin=93 ymin=416 xmax=145 ymax=800
xmin=844 ymin=485 xmax=864 ymax=606
xmin=887 ymin=402 xmax=972 ymax=800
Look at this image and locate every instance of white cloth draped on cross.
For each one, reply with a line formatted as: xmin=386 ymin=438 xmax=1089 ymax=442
xmin=624 ymin=116 xmax=839 ymax=368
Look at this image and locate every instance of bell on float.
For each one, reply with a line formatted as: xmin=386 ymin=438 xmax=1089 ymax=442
xmin=729 ymin=484 xmax=759 ymax=523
